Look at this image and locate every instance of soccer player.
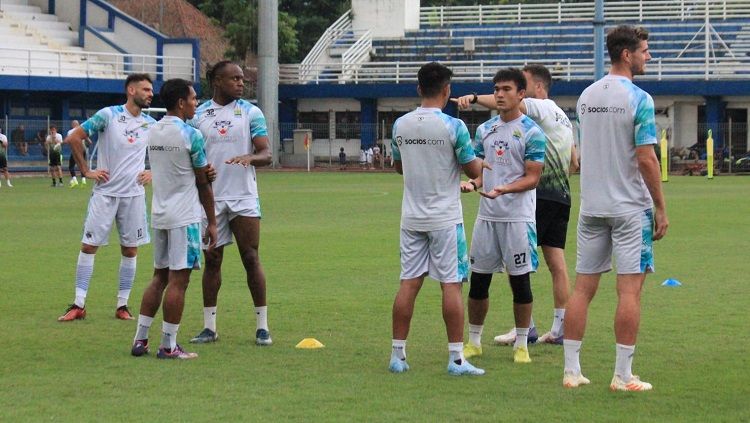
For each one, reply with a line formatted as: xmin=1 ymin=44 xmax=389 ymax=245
xmin=458 ymin=68 xmax=546 ymax=364
xmin=187 ymin=61 xmax=273 ymax=345
xmin=454 ymin=64 xmax=578 ymax=346
xmin=46 ymin=125 xmax=64 ymax=187
xmin=563 ymin=25 xmax=668 ymax=391
xmin=67 ymin=120 xmax=91 ymax=188
xmin=130 ymin=78 xmax=217 ymax=359
xmin=57 ymin=73 xmax=156 ymax=322
xmin=0 ymin=128 xmax=12 ymax=188
xmin=389 ymin=62 xmax=485 ymax=376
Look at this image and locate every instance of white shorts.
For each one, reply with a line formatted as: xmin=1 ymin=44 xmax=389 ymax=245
xmin=469 ymin=219 xmax=538 ymax=275
xmin=203 ymin=198 xmax=261 ymax=248
xmin=153 ymin=223 xmax=202 ymax=270
xmin=400 ymin=223 xmax=469 ymax=283
xmin=576 ymin=209 xmax=655 ymax=275
xmin=81 ymin=193 xmax=149 ymax=247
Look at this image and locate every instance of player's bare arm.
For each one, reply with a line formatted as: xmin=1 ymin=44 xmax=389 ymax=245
xmin=636 ymin=145 xmax=669 ymax=240
xmin=195 ymin=165 xmax=218 ymax=252
xmin=479 ymin=160 xmax=543 ymax=199
xmin=66 ymin=126 xmax=109 ymax=183
xmin=225 ymin=136 xmax=272 ymax=167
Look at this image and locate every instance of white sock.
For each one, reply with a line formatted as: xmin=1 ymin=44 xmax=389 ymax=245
xmin=6 ymin=180 xmax=11 ymax=187
xmin=161 ymin=321 xmax=180 ymax=351
xmin=563 ymin=339 xmax=583 ymax=375
xmin=82 ymin=177 xmax=86 ymax=183
xmin=134 ymin=314 xmax=153 ymax=341
xmin=391 ymin=339 xmax=406 ymax=360
xmin=551 ymin=308 xmax=566 ymax=337
xmin=468 ymin=324 xmax=483 ymax=346
xmin=117 ymin=256 xmax=137 ymax=307
xmin=255 ymin=306 xmax=268 ymax=330
xmin=203 ymin=306 xmax=217 ymax=332
xmin=448 ymin=342 xmax=464 ymax=364
xmin=514 ymin=327 xmax=529 ymax=349
xmin=74 ymin=252 xmax=95 ymax=308
xmin=615 ymin=343 xmax=635 ymax=382
xmin=530 ymin=317 xmax=536 ymax=330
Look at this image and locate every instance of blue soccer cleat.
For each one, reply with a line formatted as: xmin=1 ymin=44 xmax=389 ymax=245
xmin=389 ymin=357 xmax=410 ymax=373
xmin=131 ymin=339 xmax=149 ymax=357
xmin=255 ymin=329 xmax=273 ymax=346
xmin=447 ymin=359 xmax=485 ymax=376
xmin=190 ymin=328 xmax=218 ymax=344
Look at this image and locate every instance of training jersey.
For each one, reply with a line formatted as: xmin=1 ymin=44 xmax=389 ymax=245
xmin=189 ymin=99 xmax=268 ymax=201
xmin=474 ymin=114 xmax=546 ymax=223
xmin=523 ymin=98 xmax=575 ymax=205
xmin=391 ymin=107 xmax=476 ymax=232
xmin=81 ymin=105 xmax=156 ymax=197
xmin=577 ymin=74 xmax=657 ymax=217
xmin=147 ymin=116 xmax=207 ymax=229
xmin=0 ymin=134 xmax=7 ymax=156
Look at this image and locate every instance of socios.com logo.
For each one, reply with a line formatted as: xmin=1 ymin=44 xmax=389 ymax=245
xmin=396 ymin=136 xmax=403 ymax=146
xmin=579 ymin=103 xmax=587 ymax=116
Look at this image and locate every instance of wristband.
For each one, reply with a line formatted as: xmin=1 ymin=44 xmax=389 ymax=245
xmin=470 ymin=93 xmax=478 ymax=104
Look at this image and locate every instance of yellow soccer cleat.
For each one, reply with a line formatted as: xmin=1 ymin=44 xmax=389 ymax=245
xmin=563 ymin=371 xmax=591 ymax=388
xmin=463 ymin=343 xmax=483 ymax=359
xmin=610 ymin=374 xmax=653 ymax=392
xmin=513 ymin=346 xmax=531 ymax=363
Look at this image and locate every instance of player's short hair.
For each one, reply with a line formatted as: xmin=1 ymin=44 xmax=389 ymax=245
xmin=160 ymin=78 xmax=194 ymax=111
xmin=522 ymin=64 xmax=552 ymax=91
xmin=417 ymin=62 xmax=453 ymax=98
xmin=124 ymin=73 xmax=153 ymax=90
xmin=206 ymin=60 xmax=238 ymax=83
xmin=607 ymin=25 xmax=649 ymax=64
xmin=49 ymin=125 xmax=57 ymax=130
xmin=493 ymin=68 xmax=527 ymax=92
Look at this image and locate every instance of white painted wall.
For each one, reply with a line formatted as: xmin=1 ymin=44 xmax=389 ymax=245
xmin=298 ymin=98 xmax=360 ymax=112
xmin=163 ymin=44 xmax=194 ymax=80
xmin=352 ymin=0 xmax=420 ymax=38
xmin=673 ymin=103 xmax=699 ymax=148
xmin=55 ymin=0 xmax=81 ymax=31
xmin=27 ymin=0 xmax=48 ymax=13
xmin=86 ymin=1 xmax=109 ymax=28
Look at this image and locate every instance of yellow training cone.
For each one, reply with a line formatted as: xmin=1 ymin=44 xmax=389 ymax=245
xmin=295 ymin=338 xmax=325 ymax=349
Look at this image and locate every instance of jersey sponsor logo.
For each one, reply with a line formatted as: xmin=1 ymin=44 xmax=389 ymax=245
xmin=394 ymin=136 xmax=445 ymax=146
xmin=579 ymin=104 xmax=626 ymax=115
xmin=213 ymin=120 xmax=233 ymax=136
xmin=555 ymin=112 xmax=573 ymax=128
xmin=124 ymin=128 xmax=142 ymax=144
xmin=149 ymin=145 xmax=181 ymax=152
xmin=492 ymin=139 xmax=511 ymax=165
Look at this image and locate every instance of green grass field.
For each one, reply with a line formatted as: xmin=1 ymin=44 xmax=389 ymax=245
xmin=0 ymin=173 xmax=748 ymax=422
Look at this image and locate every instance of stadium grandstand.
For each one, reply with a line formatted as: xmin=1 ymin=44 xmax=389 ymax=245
xmin=0 ymin=0 xmax=199 ymax=171
xmin=278 ymin=0 xmax=750 ymax=172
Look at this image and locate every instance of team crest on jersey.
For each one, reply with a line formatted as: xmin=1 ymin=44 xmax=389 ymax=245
xmin=512 ymin=129 xmax=522 ymax=140
xmin=124 ymin=128 xmax=141 ymax=144
xmin=234 ymin=107 xmax=242 ymax=116
xmin=213 ymin=120 xmax=233 ymax=136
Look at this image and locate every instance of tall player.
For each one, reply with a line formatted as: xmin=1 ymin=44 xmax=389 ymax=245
xmin=563 ymin=25 xmax=668 ymax=391
xmin=389 ymin=62 xmax=485 ymax=376
xmin=458 ymin=68 xmax=546 ymax=364
xmin=67 ymin=120 xmax=91 ymax=188
xmin=58 ymin=73 xmax=155 ymax=322
xmin=130 ymin=78 xmax=217 ymax=359
xmin=454 ymin=64 xmax=578 ymax=345
xmin=188 ymin=61 xmax=273 ymax=345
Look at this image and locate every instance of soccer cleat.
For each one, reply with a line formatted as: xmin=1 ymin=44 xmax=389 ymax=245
xmin=81 ymin=178 xmax=87 ymax=185
xmin=255 ymin=328 xmax=273 ymax=346
xmin=463 ymin=343 xmax=483 ymax=358
xmin=156 ymin=344 xmax=198 ymax=360
xmin=6 ymin=181 xmax=11 ymax=187
xmin=447 ymin=359 xmax=485 ymax=376
xmin=69 ymin=178 xmax=78 ymax=188
xmin=538 ymin=331 xmax=564 ymax=345
xmin=563 ymin=371 xmax=591 ymax=388
xmin=513 ymin=347 xmax=532 ymax=363
xmin=389 ymin=357 xmax=410 ymax=373
xmin=58 ymin=304 xmax=86 ymax=321
xmin=610 ymin=374 xmax=653 ymax=392
xmin=115 ymin=305 xmax=134 ymax=320
xmin=131 ymin=339 xmax=149 ymax=357
xmin=189 ymin=328 xmax=218 ymax=344
xmin=493 ymin=326 xmax=539 ymax=346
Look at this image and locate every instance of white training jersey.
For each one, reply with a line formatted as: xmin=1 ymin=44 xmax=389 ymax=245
xmin=523 ymin=98 xmax=575 ymax=205
xmin=391 ymin=107 xmax=476 ymax=232
xmin=474 ymin=114 xmax=546 ymax=223
xmin=46 ymin=133 xmax=63 ymax=145
xmin=577 ymin=74 xmax=657 ymax=217
xmin=81 ymin=105 xmax=156 ymax=197
xmin=0 ymin=134 xmax=7 ymax=156
xmin=188 ymin=99 xmax=268 ymax=201
xmin=148 ymin=116 xmax=208 ymax=229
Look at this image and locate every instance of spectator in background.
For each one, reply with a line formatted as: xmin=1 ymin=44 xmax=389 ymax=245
xmin=67 ymin=120 xmax=92 ymax=188
xmin=373 ymin=143 xmax=382 ymax=168
xmin=36 ymin=129 xmax=48 ymax=156
xmin=46 ymin=125 xmax=64 ymax=187
xmin=12 ymin=125 xmax=26 ymax=156
xmin=365 ymin=146 xmax=374 ymax=169
xmin=339 ymin=147 xmax=346 ymax=170
xmin=359 ymin=147 xmax=366 ymax=169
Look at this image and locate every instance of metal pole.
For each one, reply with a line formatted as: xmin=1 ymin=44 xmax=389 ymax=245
xmin=594 ymin=0 xmax=605 ymax=80
xmin=728 ymin=116 xmax=732 ymax=173
xmin=704 ymin=0 xmax=710 ymax=80
xmin=258 ymin=0 xmax=279 ymax=168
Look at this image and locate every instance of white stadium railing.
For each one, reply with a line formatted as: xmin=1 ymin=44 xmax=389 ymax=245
xmin=420 ymin=0 xmax=750 ymax=25
xmin=0 ymin=46 xmax=195 ymax=79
